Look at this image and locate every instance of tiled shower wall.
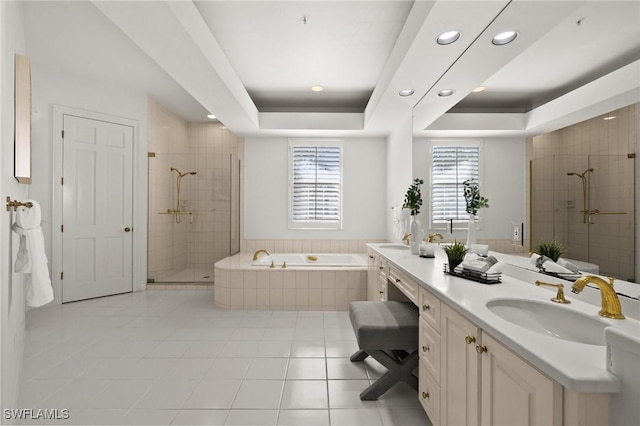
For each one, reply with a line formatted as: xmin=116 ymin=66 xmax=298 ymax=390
xmin=530 ymin=105 xmax=636 ymax=281
xmin=147 ymin=98 xmax=243 ymax=281
xmin=186 ymin=123 xmax=242 ymax=271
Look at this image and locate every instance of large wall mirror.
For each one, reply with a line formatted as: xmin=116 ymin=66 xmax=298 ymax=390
xmin=14 ymin=53 xmax=31 ymax=184
xmin=530 ymin=105 xmax=636 ymax=283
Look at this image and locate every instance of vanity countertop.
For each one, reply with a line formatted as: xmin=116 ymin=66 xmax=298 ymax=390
xmin=368 ymin=243 xmax=640 ymax=393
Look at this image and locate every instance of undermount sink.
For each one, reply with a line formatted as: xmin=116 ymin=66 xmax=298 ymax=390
xmin=486 ymin=298 xmax=609 ymax=346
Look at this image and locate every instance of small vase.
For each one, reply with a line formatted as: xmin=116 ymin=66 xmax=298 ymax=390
xmin=410 ymin=216 xmax=422 ymax=255
xmin=466 ymin=216 xmax=477 ymax=247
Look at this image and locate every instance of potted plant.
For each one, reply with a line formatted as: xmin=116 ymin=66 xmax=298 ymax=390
xmin=462 ymin=179 xmax=489 ymax=246
xmin=444 ymin=240 xmax=468 ymax=271
xmin=403 ymin=178 xmax=424 ymax=254
xmin=533 ymin=241 xmax=564 ymax=262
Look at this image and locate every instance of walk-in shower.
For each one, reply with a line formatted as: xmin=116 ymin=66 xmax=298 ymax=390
xmin=566 ymin=168 xmax=594 ymax=223
xmin=148 ymin=154 xmax=240 ymax=283
xmin=531 ymin=155 xmax=634 ymax=281
xmin=163 ymin=167 xmax=197 ymax=223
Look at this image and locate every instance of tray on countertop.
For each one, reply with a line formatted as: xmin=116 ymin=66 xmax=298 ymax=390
xmin=444 ymin=264 xmax=502 ymax=284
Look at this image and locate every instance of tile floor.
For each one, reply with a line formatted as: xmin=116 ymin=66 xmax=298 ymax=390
xmin=15 ymin=290 xmax=431 ymax=425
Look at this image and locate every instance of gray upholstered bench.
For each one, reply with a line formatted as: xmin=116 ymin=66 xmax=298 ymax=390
xmin=348 ymin=301 xmax=419 ymax=400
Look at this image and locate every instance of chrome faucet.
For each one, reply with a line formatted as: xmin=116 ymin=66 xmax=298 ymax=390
xmin=571 ymin=276 xmax=625 ymax=319
xmin=252 ymin=249 xmax=271 ymax=261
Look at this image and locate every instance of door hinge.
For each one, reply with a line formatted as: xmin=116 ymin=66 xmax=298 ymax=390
xmin=60 ymin=272 xmax=64 ymax=280
xmin=61 ymin=225 xmax=64 ymax=232
xmin=61 ymin=130 xmax=64 ymax=139
xmin=61 ymin=177 xmax=64 ymax=185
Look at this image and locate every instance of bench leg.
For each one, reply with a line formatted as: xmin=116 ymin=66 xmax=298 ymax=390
xmin=358 ymin=349 xmax=418 ymax=401
xmin=350 ymin=349 xmax=369 ymax=362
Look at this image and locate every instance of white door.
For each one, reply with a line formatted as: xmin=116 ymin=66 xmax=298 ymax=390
xmin=62 ymin=115 xmax=133 ymax=302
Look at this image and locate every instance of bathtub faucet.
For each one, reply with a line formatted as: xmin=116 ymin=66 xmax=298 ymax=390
xmin=252 ymin=249 xmax=271 ymax=261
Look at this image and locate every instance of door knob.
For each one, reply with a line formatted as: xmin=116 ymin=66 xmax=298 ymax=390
xmin=124 ymin=227 xmax=131 ymax=232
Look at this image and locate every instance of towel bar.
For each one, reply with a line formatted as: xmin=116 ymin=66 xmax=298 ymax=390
xmin=6 ymin=196 xmax=33 ymax=212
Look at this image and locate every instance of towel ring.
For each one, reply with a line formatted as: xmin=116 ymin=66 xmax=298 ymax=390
xmin=6 ymin=196 xmax=33 ymax=212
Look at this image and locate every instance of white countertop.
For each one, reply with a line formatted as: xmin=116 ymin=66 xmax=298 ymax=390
xmin=368 ymin=243 xmax=640 ymax=393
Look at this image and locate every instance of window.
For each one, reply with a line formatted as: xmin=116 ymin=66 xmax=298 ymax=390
xmin=429 ymin=140 xmax=483 ymax=230
xmin=288 ymin=139 xmax=342 ymax=230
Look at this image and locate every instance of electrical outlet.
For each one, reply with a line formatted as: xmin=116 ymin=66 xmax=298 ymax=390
xmin=512 ymin=223 xmax=520 ymax=242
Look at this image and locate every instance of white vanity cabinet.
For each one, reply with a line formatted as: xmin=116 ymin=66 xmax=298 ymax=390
xmin=366 ymin=249 xmax=387 ymax=301
xmin=437 ymin=303 xmax=560 ymax=426
xmin=440 ymin=303 xmax=481 ymax=426
xmin=480 ymin=332 xmax=560 ymax=426
xmin=372 ymin=245 xmax=614 ymax=426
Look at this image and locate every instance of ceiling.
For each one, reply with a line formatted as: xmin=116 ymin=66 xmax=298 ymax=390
xmin=22 ymin=1 xmax=640 ymax=138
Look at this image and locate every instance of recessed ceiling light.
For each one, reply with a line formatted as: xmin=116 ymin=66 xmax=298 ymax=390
xmin=437 ymin=30 xmax=461 ymax=45
xmin=438 ymin=89 xmax=455 ymax=97
xmin=492 ymin=31 xmax=518 ymax=45
xmin=603 ymin=116 xmax=616 ymax=121
xmin=399 ymin=89 xmax=415 ymax=97
xmin=472 ymin=86 xmax=486 ymax=93
xmin=311 ymin=85 xmax=324 ymax=92
xmin=207 ymin=114 xmax=217 ymax=120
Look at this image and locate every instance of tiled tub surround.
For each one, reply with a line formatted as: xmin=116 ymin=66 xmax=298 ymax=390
xmin=215 ymin=253 xmax=368 ymax=310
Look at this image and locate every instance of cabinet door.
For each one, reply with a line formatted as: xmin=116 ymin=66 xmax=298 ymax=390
xmin=441 ymin=304 xmax=480 ymax=426
xmin=480 ymin=332 xmax=561 ymax=426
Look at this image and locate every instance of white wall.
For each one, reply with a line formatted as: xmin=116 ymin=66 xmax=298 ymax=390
xmin=29 ymin=64 xmax=149 ymax=300
xmin=244 ymin=136 xmax=387 ymax=240
xmin=413 ymin=137 xmax=527 ymax=242
xmin=386 ymin=111 xmax=414 ymax=242
xmin=0 ymin=0 xmax=29 ymax=411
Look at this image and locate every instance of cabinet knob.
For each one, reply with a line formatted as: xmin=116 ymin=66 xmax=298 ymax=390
xmin=124 ymin=227 xmax=131 ymax=232
xmin=422 ymin=304 xmax=430 ymax=311
xmin=422 ymin=345 xmax=429 ymax=352
xmin=465 ymin=335 xmax=476 ymax=344
xmin=379 ymin=266 xmax=384 ymax=270
xmin=379 ymin=291 xmax=384 ymax=294
xmin=422 ymin=391 xmax=430 ymax=399
xmin=368 ymin=255 xmax=374 ymax=259
xmin=476 ymin=345 xmax=488 ymax=354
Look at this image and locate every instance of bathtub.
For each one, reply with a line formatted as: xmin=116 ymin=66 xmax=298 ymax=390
xmin=252 ymin=253 xmax=367 ymax=267
xmin=214 ymin=252 xmax=368 ymax=310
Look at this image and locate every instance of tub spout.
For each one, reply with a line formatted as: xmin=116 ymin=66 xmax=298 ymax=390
xmin=571 ymin=275 xmax=625 ymax=319
xmin=252 ymin=249 xmax=271 ymax=261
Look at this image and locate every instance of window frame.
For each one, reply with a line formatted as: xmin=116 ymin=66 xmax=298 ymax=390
xmin=427 ymin=139 xmax=485 ymax=231
xmin=288 ymin=138 xmax=343 ymax=230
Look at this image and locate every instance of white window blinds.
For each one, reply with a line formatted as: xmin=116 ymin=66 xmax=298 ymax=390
xmin=431 ymin=145 xmax=480 ymax=224
xmin=289 ymin=142 xmax=342 ymax=229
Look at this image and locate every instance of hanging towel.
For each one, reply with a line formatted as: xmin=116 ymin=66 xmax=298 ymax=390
xmin=11 ymin=200 xmax=54 ymax=307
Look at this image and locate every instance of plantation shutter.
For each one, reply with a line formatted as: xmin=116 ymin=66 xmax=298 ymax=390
xmin=431 ymin=145 xmax=480 ymax=223
xmin=291 ymin=144 xmax=341 ymax=227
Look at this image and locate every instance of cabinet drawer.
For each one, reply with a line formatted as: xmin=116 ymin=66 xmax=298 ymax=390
xmin=378 ymin=258 xmax=388 ymax=279
xmin=419 ymin=287 xmax=441 ymax=332
xmin=388 ymin=265 xmax=418 ymax=304
xmin=419 ymin=317 xmax=441 ymax=383
xmin=377 ymin=274 xmax=387 ymax=301
xmin=419 ymin=360 xmax=441 ymax=426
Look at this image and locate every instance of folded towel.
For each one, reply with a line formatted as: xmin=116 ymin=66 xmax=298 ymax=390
xmin=557 ymin=258 xmax=580 ymax=273
xmin=461 ymin=255 xmax=497 ymax=273
xmin=486 ymin=261 xmax=506 ymax=274
xmin=12 ymin=200 xmax=53 ymax=307
xmin=540 ymin=261 xmax=573 ymax=274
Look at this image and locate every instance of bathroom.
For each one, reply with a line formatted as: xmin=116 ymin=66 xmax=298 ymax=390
xmin=1 ymin=1 xmax=640 ymax=425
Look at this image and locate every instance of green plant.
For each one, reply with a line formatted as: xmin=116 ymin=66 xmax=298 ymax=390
xmin=533 ymin=241 xmax=564 ymax=262
xmin=463 ymin=179 xmax=489 ymax=217
xmin=403 ymin=178 xmax=424 ymax=216
xmin=444 ymin=240 xmax=468 ymax=268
